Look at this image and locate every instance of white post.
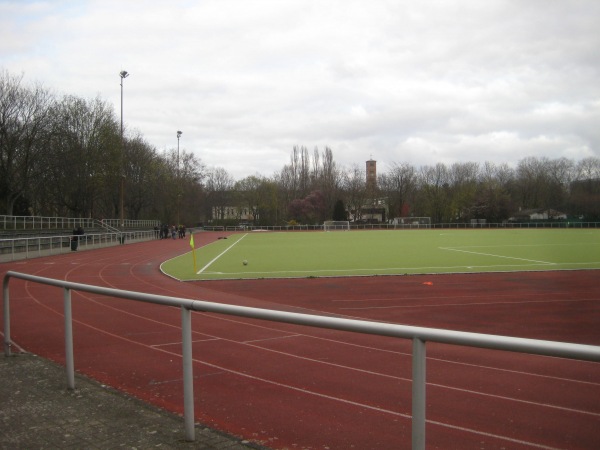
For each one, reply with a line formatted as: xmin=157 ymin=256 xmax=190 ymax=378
xmin=64 ymin=287 xmax=75 ymax=390
xmin=3 ymin=278 xmax=11 ymax=356
xmin=412 ymin=337 xmax=426 ymax=450
xmin=181 ymin=306 xmax=195 ymax=441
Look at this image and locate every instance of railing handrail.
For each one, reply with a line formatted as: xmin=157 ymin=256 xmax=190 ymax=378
xmin=0 ymin=230 xmax=158 ymax=263
xmin=0 ymin=215 xmax=160 ymax=231
xmin=3 ymin=271 xmax=600 ymax=449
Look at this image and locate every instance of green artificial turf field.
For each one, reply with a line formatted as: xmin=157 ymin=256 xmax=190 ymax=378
xmin=160 ymin=229 xmax=600 ymax=281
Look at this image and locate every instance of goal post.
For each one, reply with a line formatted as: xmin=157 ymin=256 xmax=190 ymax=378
xmin=323 ymin=220 xmax=350 ymax=231
xmin=392 ymin=217 xmax=431 ymax=228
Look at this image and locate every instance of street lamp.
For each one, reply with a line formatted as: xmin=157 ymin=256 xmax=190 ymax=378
xmin=177 ymin=130 xmax=182 ymax=173
xmin=176 ymin=131 xmax=182 ymax=226
xmin=119 ymin=70 xmax=129 ymax=227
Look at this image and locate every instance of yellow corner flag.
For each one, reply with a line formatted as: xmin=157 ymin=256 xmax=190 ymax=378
xmin=190 ymin=233 xmax=197 ymax=273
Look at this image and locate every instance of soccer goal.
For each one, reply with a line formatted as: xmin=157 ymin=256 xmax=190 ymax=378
xmin=323 ymin=220 xmax=350 ymax=231
xmin=392 ymin=217 xmax=431 ymax=228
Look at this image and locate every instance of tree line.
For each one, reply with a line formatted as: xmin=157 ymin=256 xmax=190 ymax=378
xmin=2 ymin=69 xmax=599 ymax=226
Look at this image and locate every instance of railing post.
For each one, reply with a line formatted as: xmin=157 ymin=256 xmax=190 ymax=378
xmin=181 ymin=306 xmax=195 ymax=441
xmin=64 ymin=287 xmax=75 ymax=389
xmin=412 ymin=337 xmax=426 ymax=450
xmin=3 ymin=276 xmax=11 ymax=356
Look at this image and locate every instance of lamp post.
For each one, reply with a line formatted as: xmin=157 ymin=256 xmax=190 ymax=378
xmin=177 ymin=130 xmax=182 ymax=173
xmin=176 ymin=130 xmax=182 ymax=226
xmin=119 ymin=70 xmax=129 ymax=227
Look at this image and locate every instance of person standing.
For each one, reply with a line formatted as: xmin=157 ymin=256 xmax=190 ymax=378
xmin=71 ymin=228 xmax=79 ymax=251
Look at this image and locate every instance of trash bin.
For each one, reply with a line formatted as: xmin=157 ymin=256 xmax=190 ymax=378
xmin=70 ymin=237 xmax=78 ymax=251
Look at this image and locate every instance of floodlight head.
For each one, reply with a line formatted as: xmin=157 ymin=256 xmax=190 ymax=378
xmin=119 ymin=70 xmax=129 ymax=79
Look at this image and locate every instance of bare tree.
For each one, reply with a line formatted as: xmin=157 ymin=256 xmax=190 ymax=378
xmin=448 ymin=162 xmax=479 ymax=221
xmin=342 ymin=164 xmax=367 ymax=222
xmin=379 ymin=162 xmax=417 ymax=219
xmin=44 ymin=95 xmax=119 ymax=218
xmin=0 ymin=70 xmax=54 ymax=215
xmin=416 ymin=163 xmax=451 ymax=223
xmin=570 ymin=157 xmax=600 ymax=220
xmin=205 ymin=167 xmax=235 ymax=222
xmin=575 ymin=157 xmax=600 ymax=180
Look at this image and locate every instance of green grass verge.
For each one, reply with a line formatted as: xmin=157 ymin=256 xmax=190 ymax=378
xmin=160 ymin=229 xmax=600 ymax=281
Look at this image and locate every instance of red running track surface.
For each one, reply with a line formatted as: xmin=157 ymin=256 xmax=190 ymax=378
xmin=2 ymin=232 xmax=599 ymax=449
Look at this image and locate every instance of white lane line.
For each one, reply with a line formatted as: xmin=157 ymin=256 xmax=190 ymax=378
xmin=440 ymin=246 xmax=555 ymax=265
xmin=28 ymin=284 xmax=595 ymax=448
xmin=151 ymin=337 xmax=220 ymax=347
xmin=340 ymin=297 xmax=600 ymax=311
xmin=149 ymin=343 xmax=565 ymax=450
xmin=244 ymin=334 xmax=302 ymax=344
xmin=197 ymin=312 xmax=600 ymax=387
xmin=197 ymin=234 xmax=248 ymax=274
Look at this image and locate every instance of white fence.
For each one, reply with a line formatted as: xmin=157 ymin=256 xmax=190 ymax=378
xmin=3 ymin=271 xmax=600 ymax=449
xmin=204 ymin=222 xmax=600 ymax=232
xmin=0 ymin=215 xmax=160 ymax=231
xmin=0 ymin=230 xmax=158 ymax=262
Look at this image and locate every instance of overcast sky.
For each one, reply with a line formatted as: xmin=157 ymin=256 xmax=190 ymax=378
xmin=2 ymin=0 xmax=599 ymax=180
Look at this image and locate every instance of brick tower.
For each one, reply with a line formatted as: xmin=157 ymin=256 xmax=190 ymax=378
xmin=366 ymin=158 xmax=376 ymax=190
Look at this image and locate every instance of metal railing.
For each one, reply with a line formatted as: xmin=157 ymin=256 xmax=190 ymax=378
xmin=0 ymin=215 xmax=160 ymax=231
xmin=0 ymin=230 xmax=158 ymax=262
xmin=3 ymin=271 xmax=600 ymax=449
xmin=204 ymin=221 xmax=600 ymax=232
xmin=0 ymin=215 xmax=97 ymax=231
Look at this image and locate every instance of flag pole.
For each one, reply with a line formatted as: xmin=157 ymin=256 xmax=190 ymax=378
xmin=190 ymin=233 xmax=197 ymax=273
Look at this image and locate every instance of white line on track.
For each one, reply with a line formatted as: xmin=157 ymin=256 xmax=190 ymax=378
xmin=151 ymin=337 xmax=220 ymax=347
xmin=244 ymin=334 xmax=302 ymax=344
xmin=149 ymin=344 xmax=566 ymax=450
xmin=340 ymin=297 xmax=600 ymax=310
xmin=19 ymin=281 xmax=596 ymax=449
xmin=205 ymin=329 xmax=600 ymax=418
xmin=18 ymin=252 xmax=596 ymax=449
xmin=201 ymin=313 xmax=600 ymax=389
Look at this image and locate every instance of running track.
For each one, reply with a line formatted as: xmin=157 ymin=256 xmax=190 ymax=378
xmin=1 ymin=232 xmax=599 ymax=449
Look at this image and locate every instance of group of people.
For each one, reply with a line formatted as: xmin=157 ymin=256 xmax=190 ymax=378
xmin=155 ymin=224 xmax=186 ymax=240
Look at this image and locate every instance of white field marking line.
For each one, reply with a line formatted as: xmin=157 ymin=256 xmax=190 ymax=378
xmin=200 ymin=262 xmax=560 ymax=277
xmin=440 ymin=246 xmax=555 ymax=265
xmin=30 ymin=271 xmax=598 ymax=409
xmin=74 ymin=283 xmax=600 ymax=391
xmin=202 ymin=328 xmax=600 ymax=418
xmin=424 ymin=419 xmax=562 ymax=450
xmin=148 ymin=345 xmax=565 ymax=450
xmin=15 ymin=281 xmax=572 ymax=450
xmin=25 ymin=270 xmax=600 ymax=405
xmin=199 ymin=312 xmax=600 ymax=388
xmin=332 ymin=290 xmax=598 ymax=303
xmin=20 ymin=267 xmax=599 ymax=396
xmin=151 ymin=337 xmax=220 ymax=347
xmin=197 ymin=233 xmax=248 ymax=274
xmin=244 ymin=334 xmax=302 ymax=344
xmin=47 ymin=274 xmax=600 ymax=395
xmin=23 ymin=278 xmax=599 ymax=429
xmin=340 ymin=297 xmax=600 ymax=310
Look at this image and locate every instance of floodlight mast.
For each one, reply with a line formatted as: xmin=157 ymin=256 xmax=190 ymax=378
xmin=176 ymin=131 xmax=182 ymax=226
xmin=119 ymin=70 xmax=129 ymax=228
